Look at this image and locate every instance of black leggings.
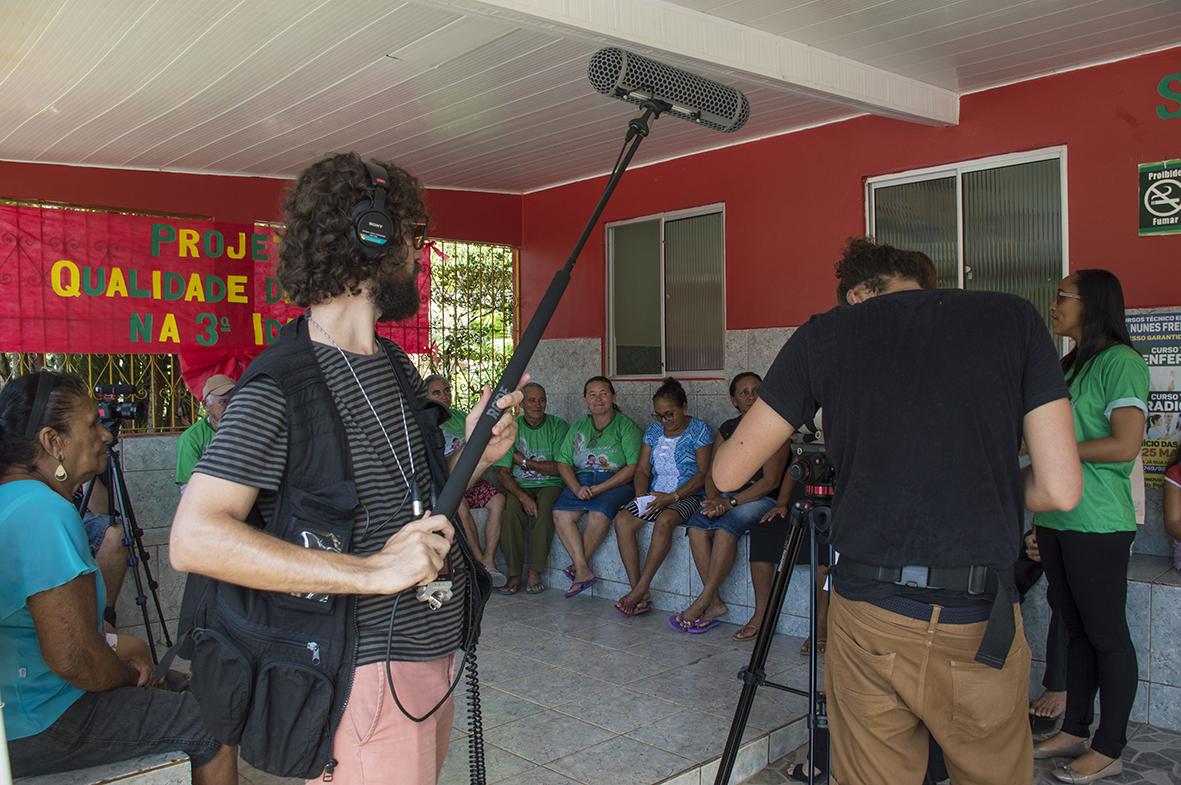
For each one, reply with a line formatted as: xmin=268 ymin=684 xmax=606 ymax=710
xmin=1035 ymin=526 xmax=1137 ymax=758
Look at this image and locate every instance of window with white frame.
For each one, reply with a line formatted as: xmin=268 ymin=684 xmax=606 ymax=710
xmin=867 ymin=148 xmax=1067 ymax=329
xmin=607 ymin=206 xmax=725 ymax=376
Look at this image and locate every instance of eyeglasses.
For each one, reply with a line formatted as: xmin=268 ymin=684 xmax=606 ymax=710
xmin=651 ymin=411 xmax=677 ymax=422
xmin=1055 ymin=290 xmax=1082 ymax=305
xmin=411 ymin=222 xmax=429 ymax=250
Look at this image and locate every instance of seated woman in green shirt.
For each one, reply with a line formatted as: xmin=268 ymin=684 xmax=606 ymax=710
xmin=552 ymin=377 xmax=644 ymax=598
xmin=1032 ymin=270 xmax=1149 ymax=784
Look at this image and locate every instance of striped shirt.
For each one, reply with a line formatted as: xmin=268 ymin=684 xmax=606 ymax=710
xmin=195 ymin=340 xmax=466 ymax=664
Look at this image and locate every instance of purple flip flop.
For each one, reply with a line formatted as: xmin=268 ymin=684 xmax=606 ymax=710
xmin=667 ymin=613 xmax=688 ymax=632
xmin=685 ymin=618 xmax=721 ymax=634
xmin=564 ymin=577 xmax=598 ymax=598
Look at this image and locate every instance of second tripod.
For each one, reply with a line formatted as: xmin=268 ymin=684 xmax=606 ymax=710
xmin=715 ymin=442 xmax=833 ymax=785
xmin=79 ymin=428 xmax=173 ymax=664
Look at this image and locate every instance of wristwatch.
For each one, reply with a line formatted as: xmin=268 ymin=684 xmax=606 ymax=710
xmin=728 ymin=496 xmax=739 ymax=508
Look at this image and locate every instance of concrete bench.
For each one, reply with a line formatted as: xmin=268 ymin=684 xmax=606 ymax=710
xmin=16 ymin=752 xmax=189 ymax=785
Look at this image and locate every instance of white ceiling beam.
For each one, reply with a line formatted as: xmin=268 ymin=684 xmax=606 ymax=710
xmin=431 ymin=0 xmax=958 ymax=125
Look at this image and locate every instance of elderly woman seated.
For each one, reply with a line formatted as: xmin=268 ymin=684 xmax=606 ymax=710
xmin=0 ymin=371 xmax=236 ymax=784
xmin=614 ymin=378 xmax=714 ymax=619
xmin=676 ymin=372 xmax=788 ymax=634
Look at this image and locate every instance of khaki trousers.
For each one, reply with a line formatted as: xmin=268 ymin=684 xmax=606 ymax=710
xmin=825 ymin=591 xmax=1032 ymax=785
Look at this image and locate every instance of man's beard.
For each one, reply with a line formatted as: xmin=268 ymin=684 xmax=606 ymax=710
xmin=372 ymin=255 xmax=422 ymax=323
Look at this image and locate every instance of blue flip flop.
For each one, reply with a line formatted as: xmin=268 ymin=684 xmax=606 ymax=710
xmin=564 ymin=577 xmax=598 ymax=598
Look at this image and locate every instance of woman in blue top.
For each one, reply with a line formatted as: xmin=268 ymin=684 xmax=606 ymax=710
xmin=0 ymin=371 xmax=234 ymax=782
xmin=614 ymin=378 xmax=714 ymax=618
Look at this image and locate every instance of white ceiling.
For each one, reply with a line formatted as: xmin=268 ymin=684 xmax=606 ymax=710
xmin=0 ymin=0 xmax=1177 ymax=194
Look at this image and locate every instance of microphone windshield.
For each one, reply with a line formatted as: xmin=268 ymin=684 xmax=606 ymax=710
xmin=588 ymin=47 xmax=750 ymax=133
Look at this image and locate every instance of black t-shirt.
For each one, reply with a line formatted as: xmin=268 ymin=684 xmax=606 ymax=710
xmin=758 ymin=289 xmax=1067 ymax=604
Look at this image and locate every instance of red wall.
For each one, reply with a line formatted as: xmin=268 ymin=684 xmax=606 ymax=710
xmin=0 ymin=162 xmax=521 ymax=246
xmin=521 ymin=46 xmax=1181 ymax=338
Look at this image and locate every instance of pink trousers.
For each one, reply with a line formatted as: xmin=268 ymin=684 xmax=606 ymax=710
xmin=308 ymin=657 xmax=456 ymax=785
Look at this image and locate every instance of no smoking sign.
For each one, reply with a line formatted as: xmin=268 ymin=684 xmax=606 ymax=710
xmin=1139 ymin=159 xmax=1181 ymax=236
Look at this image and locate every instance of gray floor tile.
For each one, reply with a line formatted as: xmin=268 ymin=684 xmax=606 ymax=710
xmin=480 ymin=621 xmax=561 ymax=650
xmin=483 ymin=709 xmax=617 ymax=765
xmin=548 ymin=736 xmax=693 ymax=785
xmin=494 ymin=768 xmax=587 ymax=785
xmin=625 ymin=708 xmax=761 ymax=760
xmin=561 ymin=642 xmax=681 ymax=685
xmin=555 ymin=685 xmax=684 ymax=734
xmin=495 ymin=666 xmax=613 ymax=708
xmin=439 ymin=742 xmax=535 ymax=785
xmin=566 ymin=619 xmax=664 ymax=650
xmin=237 ymin=759 xmax=300 ymax=785
xmin=454 ymin=685 xmax=548 ymax=731
xmin=476 ymin=649 xmax=559 ymax=685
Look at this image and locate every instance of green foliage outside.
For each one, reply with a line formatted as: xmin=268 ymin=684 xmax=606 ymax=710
xmin=413 ymin=240 xmax=516 ymax=411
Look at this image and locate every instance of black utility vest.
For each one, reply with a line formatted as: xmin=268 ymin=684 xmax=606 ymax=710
xmin=177 ymin=315 xmax=457 ymax=780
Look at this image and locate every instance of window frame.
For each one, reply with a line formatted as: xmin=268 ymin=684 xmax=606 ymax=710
xmin=864 ymin=146 xmax=1070 ymax=290
xmin=604 ymin=202 xmax=727 ymax=379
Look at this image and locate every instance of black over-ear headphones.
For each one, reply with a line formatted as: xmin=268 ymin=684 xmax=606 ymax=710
xmin=352 ymin=160 xmax=394 ymax=259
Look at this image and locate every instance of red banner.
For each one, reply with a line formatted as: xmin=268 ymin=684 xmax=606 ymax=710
xmin=0 ymin=205 xmax=432 ymax=392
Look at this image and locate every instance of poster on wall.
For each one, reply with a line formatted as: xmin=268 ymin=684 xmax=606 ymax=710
xmin=0 ymin=204 xmax=432 ymax=354
xmin=1138 ymin=159 xmax=1181 ymax=236
xmin=1127 ymin=307 xmax=1181 ymax=487
xmin=0 ymin=203 xmax=434 ymax=394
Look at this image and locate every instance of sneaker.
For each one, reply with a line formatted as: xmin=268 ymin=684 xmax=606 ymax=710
xmin=484 ymin=566 xmax=508 ymax=588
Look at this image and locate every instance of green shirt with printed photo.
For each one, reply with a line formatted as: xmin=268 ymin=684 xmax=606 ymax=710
xmin=557 ymin=412 xmax=643 ymax=474
xmin=494 ymin=414 xmax=569 ymax=488
xmin=441 ymin=407 xmax=467 ymax=456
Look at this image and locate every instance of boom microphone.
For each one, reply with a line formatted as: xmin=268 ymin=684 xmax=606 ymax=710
xmin=588 ymin=47 xmax=750 ymax=133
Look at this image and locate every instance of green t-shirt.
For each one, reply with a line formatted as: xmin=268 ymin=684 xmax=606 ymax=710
xmin=494 ymin=414 xmax=569 ymax=488
xmin=441 ymin=407 xmax=467 ymax=456
xmin=1036 ymin=344 xmax=1149 ymax=534
xmin=175 ymin=417 xmax=216 ymax=484
xmin=557 ymin=412 xmax=643 ymax=473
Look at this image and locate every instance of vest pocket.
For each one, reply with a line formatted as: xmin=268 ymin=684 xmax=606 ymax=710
xmin=240 ymin=660 xmax=335 ymax=777
xmin=273 ymin=482 xmax=357 ymax=614
xmin=189 ymin=628 xmax=253 ymax=745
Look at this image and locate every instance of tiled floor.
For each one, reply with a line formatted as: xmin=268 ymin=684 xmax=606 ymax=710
xmin=236 ymin=588 xmax=1181 ymax=785
xmin=744 ymin=721 xmax=1181 ymax=784
xmin=239 ymin=587 xmax=812 ymax=785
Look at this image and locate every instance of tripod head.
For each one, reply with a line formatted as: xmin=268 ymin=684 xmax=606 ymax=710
xmin=788 ymin=440 xmax=835 ymax=529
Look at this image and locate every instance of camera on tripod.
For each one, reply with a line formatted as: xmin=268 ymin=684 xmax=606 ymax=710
xmin=789 ymin=441 xmax=835 ymax=488
xmin=95 ymin=383 xmax=147 ymax=433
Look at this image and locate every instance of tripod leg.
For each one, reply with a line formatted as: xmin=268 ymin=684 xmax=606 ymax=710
xmin=714 ymin=505 xmax=808 ymax=785
xmin=113 ymin=467 xmax=173 ymax=647
xmin=105 ymin=450 xmax=161 ymax=663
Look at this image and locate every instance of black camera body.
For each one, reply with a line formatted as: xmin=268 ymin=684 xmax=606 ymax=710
xmin=789 ymin=441 xmax=835 ymax=488
xmin=95 ymin=383 xmax=147 ymax=432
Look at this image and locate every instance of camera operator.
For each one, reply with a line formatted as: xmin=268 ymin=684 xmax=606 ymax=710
xmin=1 ymin=371 xmax=235 ymax=784
xmin=715 ymin=238 xmax=1082 ymax=785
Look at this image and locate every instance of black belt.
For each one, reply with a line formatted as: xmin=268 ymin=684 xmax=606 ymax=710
xmin=837 ymin=558 xmax=1016 ymax=670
